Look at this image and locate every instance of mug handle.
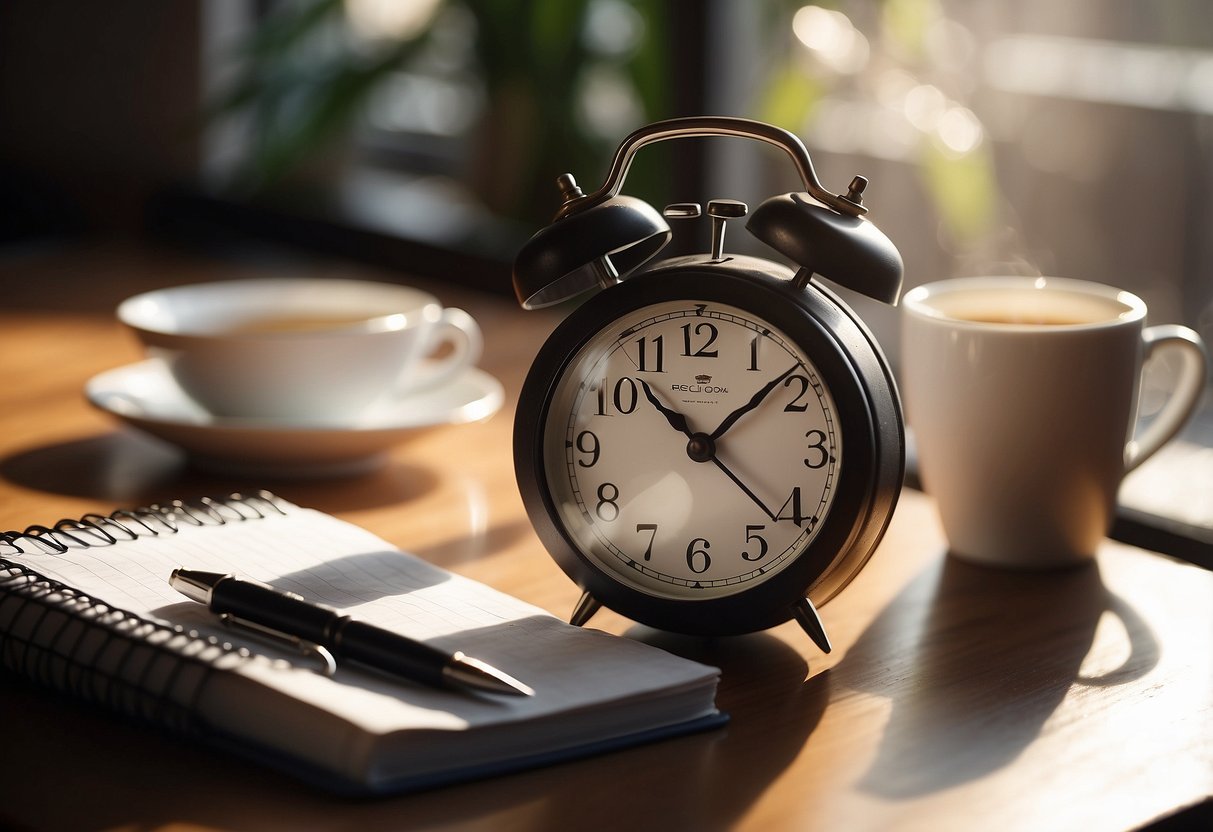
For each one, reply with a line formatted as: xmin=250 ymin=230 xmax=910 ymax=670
xmin=1124 ymin=324 xmax=1208 ymax=472
xmin=398 ymin=308 xmax=483 ymax=395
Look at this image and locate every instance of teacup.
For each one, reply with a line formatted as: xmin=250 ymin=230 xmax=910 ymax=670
xmin=901 ymin=276 xmax=1207 ymax=568
xmin=118 ymin=278 xmax=482 ymax=423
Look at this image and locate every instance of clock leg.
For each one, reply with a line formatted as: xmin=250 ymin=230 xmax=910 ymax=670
xmin=569 ymin=591 xmax=603 ymax=627
xmin=792 ymin=597 xmax=833 ymax=654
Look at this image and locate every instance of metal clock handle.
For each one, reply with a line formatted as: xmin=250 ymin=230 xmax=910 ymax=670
xmin=554 ymin=116 xmax=869 ymax=220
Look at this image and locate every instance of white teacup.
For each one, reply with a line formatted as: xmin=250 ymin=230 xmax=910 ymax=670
xmin=118 ymin=278 xmax=482 ymax=423
xmin=902 ymin=276 xmax=1207 ymax=568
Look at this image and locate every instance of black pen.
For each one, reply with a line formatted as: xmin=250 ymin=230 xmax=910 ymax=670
xmin=169 ymin=568 xmax=533 ymax=697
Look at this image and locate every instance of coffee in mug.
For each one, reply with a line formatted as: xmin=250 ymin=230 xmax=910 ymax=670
xmin=901 ymin=276 xmax=1207 ymax=568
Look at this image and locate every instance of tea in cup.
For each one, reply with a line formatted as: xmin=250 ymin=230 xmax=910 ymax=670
xmin=901 ymin=276 xmax=1207 ymax=568
xmin=118 ymin=277 xmax=482 ymax=423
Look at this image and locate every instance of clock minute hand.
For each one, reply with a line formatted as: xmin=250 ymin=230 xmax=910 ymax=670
xmin=710 ymin=456 xmax=776 ymax=521
xmin=638 ymin=379 xmax=694 ymax=438
xmin=709 ymin=363 xmax=802 ymax=441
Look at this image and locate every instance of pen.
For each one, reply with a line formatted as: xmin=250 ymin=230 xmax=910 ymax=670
xmin=169 ymin=568 xmax=534 ymax=697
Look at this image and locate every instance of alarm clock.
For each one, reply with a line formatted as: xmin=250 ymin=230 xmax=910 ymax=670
xmin=512 ymin=117 xmax=904 ymax=652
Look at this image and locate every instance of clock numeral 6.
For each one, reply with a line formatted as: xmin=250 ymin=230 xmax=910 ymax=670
xmin=686 ymin=537 xmax=711 ymax=573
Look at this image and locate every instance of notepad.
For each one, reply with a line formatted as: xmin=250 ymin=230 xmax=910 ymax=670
xmin=0 ymin=494 xmax=723 ymax=794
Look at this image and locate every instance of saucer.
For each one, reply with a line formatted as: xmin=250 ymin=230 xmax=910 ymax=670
xmin=86 ymin=359 xmax=504 ymax=478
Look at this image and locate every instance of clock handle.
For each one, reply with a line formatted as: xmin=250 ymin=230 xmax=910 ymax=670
xmin=554 ymin=116 xmax=867 ymax=222
xmin=792 ymin=597 xmax=833 ymax=654
xmin=569 ymin=591 xmax=603 ymax=627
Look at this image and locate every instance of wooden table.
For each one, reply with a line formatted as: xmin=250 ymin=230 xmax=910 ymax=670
xmin=0 ymin=242 xmax=1209 ymax=832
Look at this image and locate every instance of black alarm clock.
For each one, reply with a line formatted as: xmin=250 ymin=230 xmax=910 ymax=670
xmin=512 ymin=117 xmax=904 ymax=652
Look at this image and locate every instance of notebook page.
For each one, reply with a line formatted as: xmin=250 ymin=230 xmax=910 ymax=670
xmin=9 ymin=500 xmax=719 ymax=744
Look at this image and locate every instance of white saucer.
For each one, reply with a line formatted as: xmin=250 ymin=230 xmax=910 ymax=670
xmin=86 ymin=359 xmax=504 ymax=477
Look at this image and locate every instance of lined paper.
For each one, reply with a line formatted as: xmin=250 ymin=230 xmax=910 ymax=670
xmin=7 ymin=499 xmax=720 ymax=786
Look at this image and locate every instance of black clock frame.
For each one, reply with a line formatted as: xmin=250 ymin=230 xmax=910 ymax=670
xmin=514 ymin=255 xmax=904 ymax=636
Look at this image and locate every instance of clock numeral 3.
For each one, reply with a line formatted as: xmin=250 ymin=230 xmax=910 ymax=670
xmin=804 ymin=429 xmax=829 ymax=469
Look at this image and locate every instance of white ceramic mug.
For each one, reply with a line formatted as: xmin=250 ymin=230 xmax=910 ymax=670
xmin=118 ymin=278 xmax=482 ymax=423
xmin=901 ymin=276 xmax=1207 ymax=568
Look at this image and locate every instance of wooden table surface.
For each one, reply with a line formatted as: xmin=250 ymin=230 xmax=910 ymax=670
xmin=0 ymin=242 xmax=1209 ymax=832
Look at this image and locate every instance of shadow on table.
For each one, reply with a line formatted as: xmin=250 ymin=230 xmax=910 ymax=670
xmin=0 ymin=429 xmax=442 ymax=513
xmin=833 ymin=553 xmax=1160 ymax=800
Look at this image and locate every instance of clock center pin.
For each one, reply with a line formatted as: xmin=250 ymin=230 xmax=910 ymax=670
xmin=686 ymin=433 xmax=716 ymax=463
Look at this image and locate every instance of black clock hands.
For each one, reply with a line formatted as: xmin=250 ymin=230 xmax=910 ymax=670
xmin=709 ymin=363 xmax=802 ymax=441
xmin=638 ymin=378 xmax=693 ymax=438
xmin=638 ymin=379 xmax=776 ymax=521
xmin=709 ymin=457 xmax=777 ymax=521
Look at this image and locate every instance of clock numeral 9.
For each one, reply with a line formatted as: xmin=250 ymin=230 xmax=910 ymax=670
xmin=575 ymin=430 xmax=600 ymax=467
xmin=595 ymin=377 xmax=638 ymax=416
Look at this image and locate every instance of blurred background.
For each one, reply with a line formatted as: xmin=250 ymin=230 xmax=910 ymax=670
xmin=2 ymin=1 xmax=1211 ymax=468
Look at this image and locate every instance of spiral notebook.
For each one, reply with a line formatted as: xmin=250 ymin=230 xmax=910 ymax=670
xmin=0 ymin=493 xmax=723 ymax=795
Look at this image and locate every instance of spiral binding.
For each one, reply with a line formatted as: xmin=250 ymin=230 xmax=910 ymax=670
xmin=0 ymin=491 xmax=286 ymax=735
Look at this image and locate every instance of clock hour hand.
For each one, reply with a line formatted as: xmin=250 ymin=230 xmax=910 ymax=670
xmin=709 ymin=363 xmax=802 ymax=441
xmin=638 ymin=379 xmax=694 ymax=438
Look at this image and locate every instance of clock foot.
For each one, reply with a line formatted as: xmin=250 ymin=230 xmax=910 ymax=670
xmin=569 ymin=591 xmax=602 ymax=627
xmin=792 ymin=597 xmax=833 ymax=654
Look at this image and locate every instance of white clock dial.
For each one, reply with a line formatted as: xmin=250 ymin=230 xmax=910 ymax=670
xmin=544 ymin=300 xmax=841 ymax=599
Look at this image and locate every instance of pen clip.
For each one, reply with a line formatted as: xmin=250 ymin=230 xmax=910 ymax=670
xmin=219 ymin=612 xmax=337 ymax=677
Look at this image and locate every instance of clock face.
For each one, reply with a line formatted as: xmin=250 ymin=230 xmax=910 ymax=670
xmin=542 ymin=299 xmax=841 ymax=600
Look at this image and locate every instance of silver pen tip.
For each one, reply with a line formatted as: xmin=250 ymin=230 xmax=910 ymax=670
xmin=444 ymin=652 xmax=534 ymax=697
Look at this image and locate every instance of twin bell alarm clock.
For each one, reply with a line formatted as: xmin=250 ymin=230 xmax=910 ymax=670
xmin=512 ymin=117 xmax=904 ymax=652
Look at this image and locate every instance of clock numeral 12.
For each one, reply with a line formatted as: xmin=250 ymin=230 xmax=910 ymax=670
xmin=681 ymin=322 xmax=719 ymax=358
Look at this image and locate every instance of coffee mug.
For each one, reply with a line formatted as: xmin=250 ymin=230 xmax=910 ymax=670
xmin=901 ymin=276 xmax=1207 ymax=568
xmin=118 ymin=278 xmax=482 ymax=423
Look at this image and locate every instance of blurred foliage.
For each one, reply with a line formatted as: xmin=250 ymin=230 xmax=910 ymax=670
xmin=755 ymin=0 xmax=1000 ymax=249
xmin=209 ymin=0 xmax=671 ymax=224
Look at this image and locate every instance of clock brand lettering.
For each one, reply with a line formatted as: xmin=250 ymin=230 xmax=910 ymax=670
xmin=672 ymin=375 xmax=728 ymax=394
xmin=671 ymin=382 xmax=729 ymax=394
